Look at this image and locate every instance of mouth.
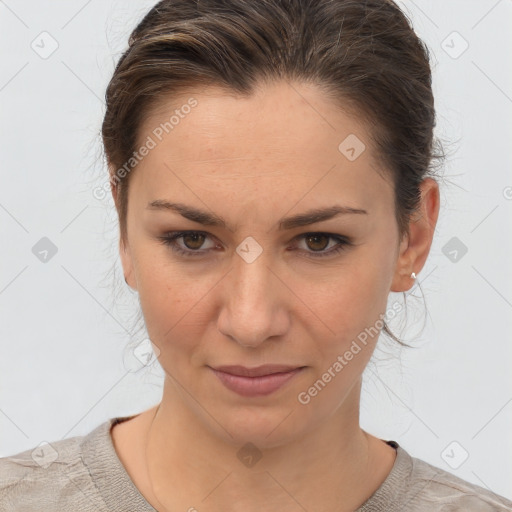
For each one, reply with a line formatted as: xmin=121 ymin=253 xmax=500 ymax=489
xmin=208 ymin=364 xmax=306 ymax=397
xmin=212 ymin=364 xmax=304 ymax=377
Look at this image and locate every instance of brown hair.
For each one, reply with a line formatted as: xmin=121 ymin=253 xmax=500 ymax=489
xmin=101 ymin=0 xmax=446 ymax=346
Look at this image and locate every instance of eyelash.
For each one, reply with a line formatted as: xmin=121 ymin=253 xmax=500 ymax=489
xmin=157 ymin=231 xmax=352 ymax=259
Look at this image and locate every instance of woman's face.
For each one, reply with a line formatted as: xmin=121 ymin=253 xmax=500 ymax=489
xmin=119 ymin=81 xmax=410 ymax=447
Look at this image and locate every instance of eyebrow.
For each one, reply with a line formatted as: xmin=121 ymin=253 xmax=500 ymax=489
xmin=146 ymin=200 xmax=368 ymax=231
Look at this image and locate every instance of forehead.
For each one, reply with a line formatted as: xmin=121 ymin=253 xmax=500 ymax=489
xmin=132 ymin=81 xmax=392 ymax=212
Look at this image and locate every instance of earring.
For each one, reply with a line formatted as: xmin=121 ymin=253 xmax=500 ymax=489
xmin=410 ymin=272 xmax=417 ymax=279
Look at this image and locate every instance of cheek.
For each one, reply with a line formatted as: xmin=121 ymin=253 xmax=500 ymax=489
xmin=302 ymin=251 xmax=393 ymax=367
xmin=309 ymin=262 xmax=387 ymax=332
xmin=134 ymin=258 xmax=215 ymax=369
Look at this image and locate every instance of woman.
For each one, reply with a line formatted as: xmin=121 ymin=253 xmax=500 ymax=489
xmin=1 ymin=0 xmax=511 ymax=510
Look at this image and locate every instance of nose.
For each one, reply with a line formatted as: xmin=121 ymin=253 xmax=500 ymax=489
xmin=217 ymin=249 xmax=290 ymax=348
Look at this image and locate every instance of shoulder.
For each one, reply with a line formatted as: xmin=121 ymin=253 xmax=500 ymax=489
xmin=0 ymin=422 xmax=112 ymax=512
xmin=401 ymin=447 xmax=512 ymax=511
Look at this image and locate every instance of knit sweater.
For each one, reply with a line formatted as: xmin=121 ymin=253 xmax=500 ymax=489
xmin=1 ymin=415 xmax=511 ymax=511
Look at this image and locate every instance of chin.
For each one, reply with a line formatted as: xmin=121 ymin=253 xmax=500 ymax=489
xmin=203 ymin=401 xmax=306 ymax=450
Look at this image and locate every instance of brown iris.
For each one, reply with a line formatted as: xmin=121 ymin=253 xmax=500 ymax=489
xmin=182 ymin=232 xmax=206 ymax=250
xmin=304 ymin=234 xmax=329 ymax=252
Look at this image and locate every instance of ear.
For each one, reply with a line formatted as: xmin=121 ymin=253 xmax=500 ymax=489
xmin=390 ymin=178 xmax=440 ymax=292
xmin=111 ymin=181 xmax=137 ymax=291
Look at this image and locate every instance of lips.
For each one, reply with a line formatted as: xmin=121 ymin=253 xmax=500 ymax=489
xmin=212 ymin=364 xmax=302 ymax=377
xmin=208 ymin=364 xmax=306 ymax=397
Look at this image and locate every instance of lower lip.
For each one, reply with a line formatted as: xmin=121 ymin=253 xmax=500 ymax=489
xmin=209 ymin=367 xmax=305 ymax=397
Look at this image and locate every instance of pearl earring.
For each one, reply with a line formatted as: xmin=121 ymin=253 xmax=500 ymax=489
xmin=411 ymin=272 xmax=417 ymax=279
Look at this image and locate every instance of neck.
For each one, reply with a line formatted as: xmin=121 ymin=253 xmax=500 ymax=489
xmin=139 ymin=377 xmax=395 ymax=512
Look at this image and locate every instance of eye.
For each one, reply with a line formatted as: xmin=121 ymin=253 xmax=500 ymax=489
xmin=158 ymin=230 xmax=217 ymax=257
xmin=292 ymin=232 xmax=352 ymax=258
xmin=157 ymin=231 xmax=352 ymax=259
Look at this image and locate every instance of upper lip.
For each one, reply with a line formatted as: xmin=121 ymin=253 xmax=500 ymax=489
xmin=211 ymin=364 xmax=303 ymax=377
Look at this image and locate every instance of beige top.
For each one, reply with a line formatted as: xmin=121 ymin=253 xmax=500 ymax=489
xmin=1 ymin=415 xmax=511 ymax=511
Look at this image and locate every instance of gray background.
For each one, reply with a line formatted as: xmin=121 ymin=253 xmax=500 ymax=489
xmin=1 ymin=0 xmax=511 ymax=501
